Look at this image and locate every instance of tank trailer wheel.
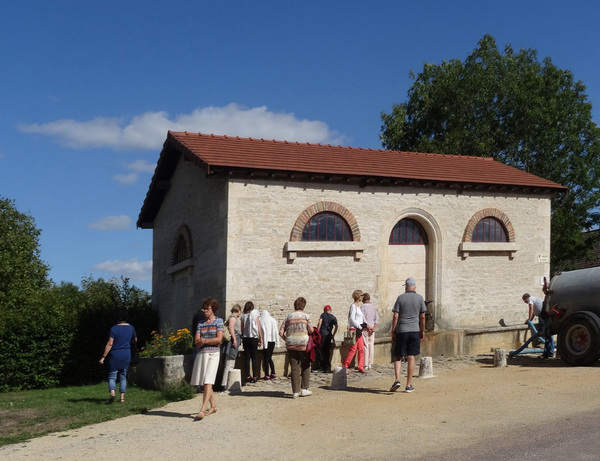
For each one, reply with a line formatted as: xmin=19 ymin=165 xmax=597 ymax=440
xmin=558 ymin=311 xmax=600 ymax=366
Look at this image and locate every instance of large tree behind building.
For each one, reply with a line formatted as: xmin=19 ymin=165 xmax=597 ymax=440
xmin=380 ymin=34 xmax=600 ymax=271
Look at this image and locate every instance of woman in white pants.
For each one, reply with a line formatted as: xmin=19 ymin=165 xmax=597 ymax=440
xmin=360 ymin=293 xmax=379 ymax=370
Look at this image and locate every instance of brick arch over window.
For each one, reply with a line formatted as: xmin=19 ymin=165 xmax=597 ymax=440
xmin=290 ymin=201 xmax=360 ymax=242
xmin=463 ymin=209 xmax=515 ymax=243
xmin=171 ymin=225 xmax=193 ymax=265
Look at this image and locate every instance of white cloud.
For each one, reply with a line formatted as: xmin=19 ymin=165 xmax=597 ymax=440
xmin=93 ymin=258 xmax=152 ymax=281
xmin=112 ymin=160 xmax=156 ymax=185
xmin=112 ymin=173 xmax=139 ymax=186
xmin=127 ymin=160 xmax=156 ymax=173
xmin=88 ymin=215 xmax=133 ymax=231
xmin=20 ymin=116 xmax=124 ymax=148
xmin=18 ymin=103 xmax=345 ymax=150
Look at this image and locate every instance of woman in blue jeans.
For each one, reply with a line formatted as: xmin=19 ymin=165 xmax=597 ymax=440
xmin=99 ymin=310 xmax=137 ymax=404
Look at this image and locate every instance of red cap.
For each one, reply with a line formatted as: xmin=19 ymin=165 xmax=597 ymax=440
xmin=324 ymin=305 xmax=332 ymax=311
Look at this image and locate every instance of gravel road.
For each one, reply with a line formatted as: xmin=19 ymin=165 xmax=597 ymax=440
xmin=2 ymin=354 xmax=599 ymax=460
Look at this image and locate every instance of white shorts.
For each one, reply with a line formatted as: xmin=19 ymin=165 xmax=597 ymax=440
xmin=190 ymin=350 xmax=220 ymax=386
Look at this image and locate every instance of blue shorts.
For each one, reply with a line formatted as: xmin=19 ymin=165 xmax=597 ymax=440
xmin=393 ymin=331 xmax=420 ymax=358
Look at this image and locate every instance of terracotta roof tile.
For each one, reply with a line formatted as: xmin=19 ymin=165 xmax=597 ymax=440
xmin=169 ymin=131 xmax=567 ymax=190
xmin=137 ymin=131 xmax=566 ymax=228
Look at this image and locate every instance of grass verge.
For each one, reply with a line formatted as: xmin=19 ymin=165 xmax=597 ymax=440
xmin=0 ymin=382 xmax=185 ymax=447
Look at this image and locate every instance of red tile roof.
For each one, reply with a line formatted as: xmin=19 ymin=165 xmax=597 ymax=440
xmin=168 ymin=131 xmax=566 ymax=189
xmin=138 ymin=131 xmax=566 ymax=228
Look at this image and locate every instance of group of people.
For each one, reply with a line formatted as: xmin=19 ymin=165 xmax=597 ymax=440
xmin=340 ymin=289 xmax=380 ymax=375
xmin=96 ymin=280 xmax=424 ymax=411
xmin=98 ymin=276 xmax=551 ymax=415
xmin=187 ymin=299 xmax=282 ymax=418
xmin=236 ymin=301 xmax=280 ymax=384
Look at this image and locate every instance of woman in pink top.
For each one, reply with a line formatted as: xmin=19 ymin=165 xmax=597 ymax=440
xmin=360 ymin=293 xmax=379 ymax=370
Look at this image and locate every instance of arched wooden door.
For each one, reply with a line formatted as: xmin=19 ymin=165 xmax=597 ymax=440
xmin=386 ymin=218 xmax=431 ymax=329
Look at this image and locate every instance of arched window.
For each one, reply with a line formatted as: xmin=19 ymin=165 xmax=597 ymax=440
xmin=171 ymin=225 xmax=193 ymax=265
xmin=389 ymin=218 xmax=428 ymax=245
xmin=301 ymin=212 xmax=352 ymax=242
xmin=173 ymin=235 xmax=190 ymax=264
xmin=472 ymin=217 xmax=508 ymax=242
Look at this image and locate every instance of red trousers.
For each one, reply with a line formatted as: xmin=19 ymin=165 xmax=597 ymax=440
xmin=343 ymin=332 xmax=364 ymax=371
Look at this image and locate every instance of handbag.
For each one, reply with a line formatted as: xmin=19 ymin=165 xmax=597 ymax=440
xmin=345 ymin=329 xmax=357 ymax=345
xmin=130 ymin=326 xmax=139 ymax=365
xmin=130 ymin=338 xmax=139 ymax=365
xmin=223 ymin=316 xmax=232 ymax=343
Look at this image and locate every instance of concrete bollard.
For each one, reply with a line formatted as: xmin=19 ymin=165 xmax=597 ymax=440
xmin=330 ymin=366 xmax=347 ymax=389
xmin=226 ymin=369 xmax=243 ymax=394
xmin=419 ymin=356 xmax=434 ymax=378
xmin=494 ymin=348 xmax=507 ymax=367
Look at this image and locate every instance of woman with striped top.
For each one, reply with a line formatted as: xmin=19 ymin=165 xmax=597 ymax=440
xmin=191 ymin=297 xmax=224 ymax=420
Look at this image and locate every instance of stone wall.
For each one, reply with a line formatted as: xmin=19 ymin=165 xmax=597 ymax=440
xmin=150 ymin=160 xmax=552 ymax=348
xmin=223 ymin=177 xmax=551 ymax=334
xmin=152 ymin=154 xmax=228 ymax=330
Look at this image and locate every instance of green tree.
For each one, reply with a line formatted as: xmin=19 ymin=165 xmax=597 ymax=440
xmin=380 ymin=34 xmax=600 ymax=271
xmin=0 ymin=197 xmax=50 ymax=334
xmin=0 ymin=197 xmax=157 ymax=389
xmin=0 ymin=282 xmax=84 ymax=390
xmin=67 ymin=276 xmax=156 ymax=384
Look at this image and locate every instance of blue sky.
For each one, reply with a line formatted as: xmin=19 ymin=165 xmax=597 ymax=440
xmin=1 ymin=1 xmax=599 ymax=294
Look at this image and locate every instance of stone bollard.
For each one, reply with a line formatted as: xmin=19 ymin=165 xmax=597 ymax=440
xmin=330 ymin=366 xmax=347 ymax=390
xmin=494 ymin=348 xmax=507 ymax=367
xmin=226 ymin=369 xmax=243 ymax=394
xmin=419 ymin=356 xmax=434 ymax=378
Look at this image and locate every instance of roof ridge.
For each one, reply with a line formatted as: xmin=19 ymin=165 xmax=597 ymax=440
xmin=170 ymin=131 xmax=412 ymax=155
xmin=168 ymin=131 xmax=534 ymax=164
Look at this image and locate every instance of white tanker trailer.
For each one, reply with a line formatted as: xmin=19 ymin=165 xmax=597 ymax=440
xmin=545 ymin=266 xmax=600 ymax=365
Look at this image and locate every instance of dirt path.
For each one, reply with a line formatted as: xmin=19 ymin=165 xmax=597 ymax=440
xmin=2 ymin=355 xmax=600 ymax=460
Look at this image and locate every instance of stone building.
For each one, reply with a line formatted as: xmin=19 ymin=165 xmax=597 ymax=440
xmin=138 ymin=131 xmax=566 ymax=351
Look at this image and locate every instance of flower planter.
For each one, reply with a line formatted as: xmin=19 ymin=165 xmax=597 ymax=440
xmin=130 ymin=354 xmax=194 ymax=389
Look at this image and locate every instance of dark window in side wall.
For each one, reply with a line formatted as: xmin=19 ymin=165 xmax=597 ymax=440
xmin=389 ymin=218 xmax=428 ymax=245
xmin=301 ymin=212 xmax=352 ymax=241
xmin=472 ymin=217 xmax=508 ymax=242
xmin=173 ymin=235 xmax=190 ymax=264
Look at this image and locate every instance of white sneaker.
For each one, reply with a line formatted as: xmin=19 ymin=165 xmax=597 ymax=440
xmin=301 ymin=389 xmax=312 ymax=397
xmin=292 ymin=393 xmax=300 ymax=399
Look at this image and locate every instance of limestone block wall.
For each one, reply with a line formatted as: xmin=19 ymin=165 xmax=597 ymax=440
xmin=224 ymin=177 xmax=551 ymax=336
xmin=152 ymin=155 xmax=228 ymax=330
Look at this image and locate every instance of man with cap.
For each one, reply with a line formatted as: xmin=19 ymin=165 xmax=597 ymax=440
xmin=390 ymin=277 xmax=426 ymax=393
xmin=316 ymin=305 xmax=338 ymax=373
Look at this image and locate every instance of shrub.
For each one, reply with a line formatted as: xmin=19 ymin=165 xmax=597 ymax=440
xmin=0 ymin=276 xmax=158 ymax=390
xmin=158 ymin=378 xmax=196 ymax=401
xmin=140 ymin=328 xmax=193 ymax=358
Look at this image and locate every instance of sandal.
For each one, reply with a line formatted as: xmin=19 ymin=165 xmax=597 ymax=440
xmin=106 ymin=396 xmax=115 ymax=405
xmin=206 ymin=407 xmax=217 ymax=416
xmin=120 ymin=398 xmax=125 ymax=403
xmin=194 ymin=411 xmax=206 ymax=420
